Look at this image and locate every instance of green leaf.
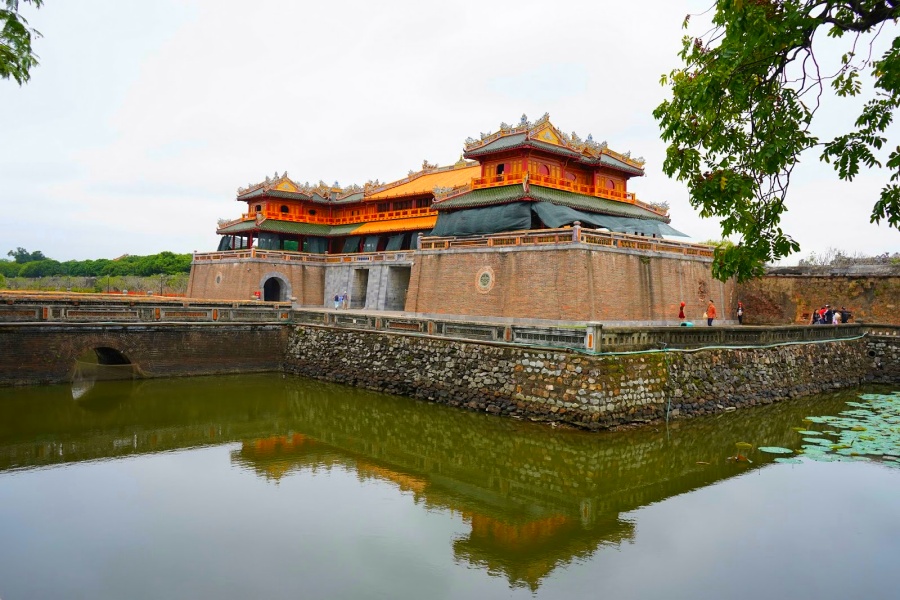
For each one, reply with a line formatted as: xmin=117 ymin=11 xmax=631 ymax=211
xmin=759 ymin=447 xmax=794 ymax=454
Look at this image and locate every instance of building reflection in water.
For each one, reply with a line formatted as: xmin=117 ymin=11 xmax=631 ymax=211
xmin=0 ymin=374 xmax=851 ymax=590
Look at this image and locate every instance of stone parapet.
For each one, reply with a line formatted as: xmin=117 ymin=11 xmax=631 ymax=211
xmin=284 ymin=324 xmax=897 ymax=430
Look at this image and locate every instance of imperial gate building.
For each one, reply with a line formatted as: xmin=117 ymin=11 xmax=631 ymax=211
xmin=188 ymin=115 xmax=735 ymax=323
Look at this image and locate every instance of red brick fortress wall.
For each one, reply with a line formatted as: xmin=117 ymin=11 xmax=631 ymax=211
xmin=405 ymin=245 xmax=735 ymax=324
xmin=736 ymin=266 xmax=900 ymax=325
xmin=189 ymin=259 xmax=324 ymax=305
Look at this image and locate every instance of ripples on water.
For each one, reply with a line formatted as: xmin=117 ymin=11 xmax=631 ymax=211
xmin=0 ymin=375 xmax=898 ymax=599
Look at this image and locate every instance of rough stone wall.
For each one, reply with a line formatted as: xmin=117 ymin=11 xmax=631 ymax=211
xmin=868 ymin=336 xmax=900 ymax=383
xmin=406 ymin=245 xmax=735 ymax=324
xmin=0 ymin=323 xmax=287 ymax=386
xmin=737 ymin=271 xmax=900 ymax=325
xmin=284 ymin=325 xmax=885 ymax=430
xmin=189 ymin=260 xmax=324 ymax=305
xmin=664 ymin=343 xmax=870 ymax=419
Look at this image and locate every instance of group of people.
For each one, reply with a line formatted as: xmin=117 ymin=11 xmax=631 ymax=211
xmin=678 ymin=300 xmax=744 ymax=327
xmin=811 ymin=304 xmax=851 ymax=325
xmin=333 ymin=292 xmax=349 ymax=309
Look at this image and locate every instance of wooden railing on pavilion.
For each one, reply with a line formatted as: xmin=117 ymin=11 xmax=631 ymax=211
xmin=218 ymin=206 xmax=438 ymax=231
xmin=459 ymin=172 xmax=667 ymax=217
xmin=419 ymin=227 xmax=715 ymax=258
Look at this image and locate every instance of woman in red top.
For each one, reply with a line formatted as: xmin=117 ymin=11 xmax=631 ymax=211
xmin=706 ymin=300 xmax=717 ymax=326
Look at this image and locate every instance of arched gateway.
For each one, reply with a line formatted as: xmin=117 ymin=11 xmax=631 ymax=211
xmin=261 ymin=273 xmax=291 ymax=302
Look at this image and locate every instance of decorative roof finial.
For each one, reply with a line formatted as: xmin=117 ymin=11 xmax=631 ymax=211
xmin=520 ymin=113 xmax=528 ymax=125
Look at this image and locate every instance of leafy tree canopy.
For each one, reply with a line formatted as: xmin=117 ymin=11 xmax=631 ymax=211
xmin=1 ymin=0 xmax=43 ymax=84
xmin=654 ymin=0 xmax=900 ymax=282
xmin=7 ymin=247 xmax=46 ymax=263
xmin=1 ymin=249 xmax=192 ymax=277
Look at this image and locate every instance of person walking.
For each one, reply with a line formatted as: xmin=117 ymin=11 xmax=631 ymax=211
xmin=736 ymin=301 xmax=744 ymax=325
xmin=678 ymin=301 xmax=686 ymax=323
xmin=706 ymin=300 xmax=716 ymax=326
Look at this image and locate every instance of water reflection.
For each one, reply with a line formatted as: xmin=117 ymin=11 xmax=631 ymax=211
xmin=0 ymin=375 xmax=871 ymax=590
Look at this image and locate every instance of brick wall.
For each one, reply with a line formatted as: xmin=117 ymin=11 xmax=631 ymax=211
xmin=406 ymin=245 xmax=735 ymax=323
xmin=737 ymin=270 xmax=900 ymax=325
xmin=0 ymin=323 xmax=287 ymax=386
xmin=189 ymin=260 xmax=324 ymax=305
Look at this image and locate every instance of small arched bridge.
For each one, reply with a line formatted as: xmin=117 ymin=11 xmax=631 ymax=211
xmin=0 ymin=295 xmax=291 ymax=386
xmin=0 ymin=322 xmax=288 ymax=386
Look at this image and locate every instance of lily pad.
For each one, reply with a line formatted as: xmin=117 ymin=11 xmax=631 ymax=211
xmin=759 ymin=446 xmax=793 ymax=454
xmin=774 ymin=457 xmax=803 ymax=464
xmin=797 ymin=391 xmax=900 ymax=466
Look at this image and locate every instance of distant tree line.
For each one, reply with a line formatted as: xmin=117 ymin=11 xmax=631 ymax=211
xmin=1 ymin=247 xmax=192 ymax=279
xmin=798 ymin=248 xmax=900 ymax=267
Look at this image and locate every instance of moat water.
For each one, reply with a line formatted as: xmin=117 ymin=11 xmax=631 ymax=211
xmin=0 ymin=374 xmax=898 ymax=599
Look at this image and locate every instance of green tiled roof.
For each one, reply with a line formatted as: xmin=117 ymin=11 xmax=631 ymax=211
xmin=217 ymin=219 xmax=360 ymax=236
xmin=217 ymin=220 xmax=259 ymax=234
xmin=237 ymin=188 xmax=312 ymax=201
xmin=463 ymin=133 xmax=528 ymax=157
xmin=258 ymin=221 xmax=332 ymax=235
xmin=598 ymin=154 xmax=644 ymax=176
xmin=531 ymin=187 xmax=663 ymax=220
xmin=435 ymin=185 xmax=667 ymax=222
xmin=333 ymin=191 xmax=364 ymax=204
xmin=527 ymin=139 xmax=582 ymax=159
xmin=267 ymin=190 xmax=313 ymax=200
xmin=436 ymin=185 xmax=524 ymax=209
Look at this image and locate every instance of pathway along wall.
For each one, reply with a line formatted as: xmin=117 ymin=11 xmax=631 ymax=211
xmin=284 ymin=326 xmax=899 ymax=430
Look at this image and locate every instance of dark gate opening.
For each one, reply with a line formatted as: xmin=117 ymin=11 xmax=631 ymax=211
xmin=385 ymin=266 xmax=411 ymax=311
xmin=91 ymin=347 xmax=131 ymax=365
xmin=263 ymin=278 xmax=282 ymax=301
xmin=73 ymin=347 xmax=137 ymax=388
xmin=351 ymin=269 xmax=369 ymax=309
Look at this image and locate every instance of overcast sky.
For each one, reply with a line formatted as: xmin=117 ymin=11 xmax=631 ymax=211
xmin=1 ymin=0 xmax=898 ymax=262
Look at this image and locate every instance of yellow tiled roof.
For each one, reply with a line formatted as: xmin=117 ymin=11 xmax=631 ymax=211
xmin=352 ymin=216 xmax=437 ymax=234
xmin=368 ymin=165 xmax=480 ymax=200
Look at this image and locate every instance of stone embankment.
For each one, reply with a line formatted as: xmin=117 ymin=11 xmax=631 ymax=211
xmin=284 ymin=325 xmax=898 ymax=430
xmin=868 ymin=334 xmax=900 ymax=383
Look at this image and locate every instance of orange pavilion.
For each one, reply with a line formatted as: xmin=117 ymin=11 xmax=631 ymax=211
xmin=190 ymin=114 xmax=733 ymax=323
